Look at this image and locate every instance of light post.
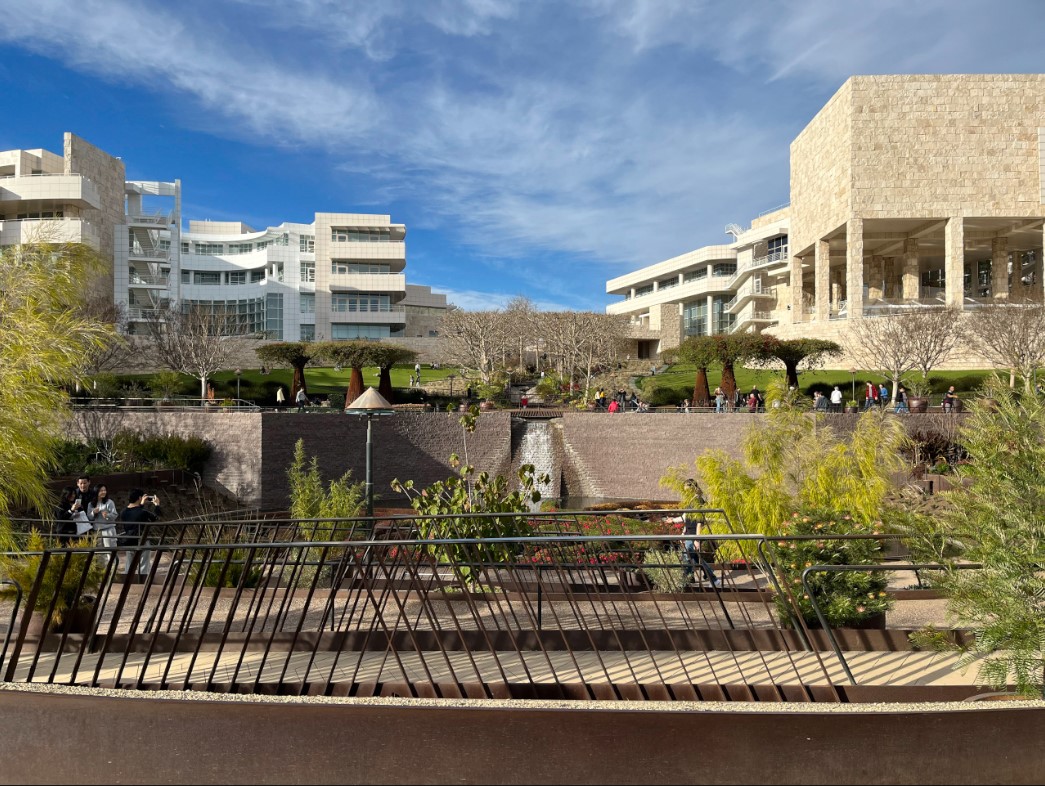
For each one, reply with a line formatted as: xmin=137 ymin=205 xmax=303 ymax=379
xmin=345 ymin=387 xmax=395 ymax=517
xmin=447 ymin=373 xmax=457 ymax=398
xmin=848 ymin=367 xmax=857 ymax=405
xmin=234 ymin=368 xmax=242 ymax=401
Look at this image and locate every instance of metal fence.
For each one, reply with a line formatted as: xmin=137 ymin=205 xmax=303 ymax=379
xmin=0 ymin=511 xmax=958 ymax=701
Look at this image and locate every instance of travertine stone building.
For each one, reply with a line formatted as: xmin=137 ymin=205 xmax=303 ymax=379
xmin=608 ymin=75 xmax=1045 ymax=367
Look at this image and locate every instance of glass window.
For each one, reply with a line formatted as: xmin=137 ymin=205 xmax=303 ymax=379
xmin=300 ymin=324 xmax=315 ymax=342
xmin=300 ymin=261 xmax=316 ymax=282
xmin=712 ymin=262 xmax=738 ymax=277
xmin=181 ymin=242 xmax=190 ymax=253
xmin=194 ymin=271 xmax=221 ymax=285
xmin=331 ymin=227 xmax=393 ymax=243
xmin=330 ymin=261 xmax=392 ymax=275
xmin=227 ymin=271 xmax=246 ymax=284
xmin=683 ymin=300 xmax=708 ymax=337
xmin=265 ymin=293 xmax=283 ymax=339
xmin=300 ymin=293 xmax=315 ymax=313
xmin=299 ymin=235 xmax=315 ymax=253
xmin=227 ymin=243 xmax=253 ymax=255
xmin=181 ymin=270 xmax=190 ymax=284
xmin=194 ymin=242 xmax=224 ymax=255
xmin=635 ymin=284 xmax=653 ymax=297
xmin=332 ymin=294 xmax=391 ymax=312
xmin=331 ymin=324 xmax=391 ymax=340
xmin=684 ymin=268 xmax=707 ymax=282
xmin=657 ymin=277 xmax=678 ymax=290
xmin=250 ymin=270 xmax=265 ymax=283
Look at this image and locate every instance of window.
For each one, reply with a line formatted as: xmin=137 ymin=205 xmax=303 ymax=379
xmin=299 ymin=235 xmax=315 ymax=253
xmin=712 ymin=262 xmax=737 ymax=277
xmin=227 ymin=243 xmax=253 ymax=255
xmin=331 ymin=260 xmax=393 ymax=275
xmin=265 ymin=293 xmax=283 ymax=339
xmin=194 ymin=271 xmax=221 ymax=285
xmin=657 ymin=277 xmax=678 ymax=290
xmin=332 ymin=294 xmax=391 ymax=312
xmin=331 ymin=324 xmax=391 ymax=340
xmin=684 ymin=268 xmax=707 ymax=283
xmin=768 ymin=235 xmax=788 ymax=253
xmin=181 ymin=270 xmax=191 ymax=284
xmin=300 ymin=293 xmax=315 ymax=313
xmin=300 ymin=261 xmax=315 ymax=282
xmin=250 ymin=270 xmax=265 ymax=283
xmin=300 ymin=324 xmax=315 ymax=342
xmin=158 ymin=239 xmax=171 ymax=252
xmin=227 ymin=271 xmax=246 ymax=285
xmin=331 ymin=227 xmax=393 ymax=243
xmin=712 ymin=296 xmax=735 ymax=334
xmin=683 ymin=300 xmax=707 ymax=337
xmin=183 ymin=298 xmax=265 ymax=335
xmin=255 ymin=240 xmax=271 ymax=251
xmin=14 ymin=210 xmax=65 ymax=219
xmin=181 ymin=242 xmax=190 ymax=253
xmin=194 ymin=242 xmax=224 ymax=255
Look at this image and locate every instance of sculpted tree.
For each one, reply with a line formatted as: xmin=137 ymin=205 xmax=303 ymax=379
xmin=368 ymin=344 xmax=418 ymax=403
xmin=0 ymin=238 xmax=112 ymax=528
xmin=255 ymin=341 xmax=323 ymax=401
xmin=144 ymin=303 xmax=255 ymax=401
xmin=965 ymin=301 xmax=1045 ymax=392
xmin=672 ymin=337 xmax=718 ymax=407
xmin=710 ymin=333 xmax=779 ymax=399
xmin=316 ymin=341 xmax=380 ymax=405
xmin=769 ymin=338 xmax=842 ymax=389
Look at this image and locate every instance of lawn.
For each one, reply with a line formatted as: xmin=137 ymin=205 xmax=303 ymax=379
xmin=638 ymin=364 xmax=996 ymax=405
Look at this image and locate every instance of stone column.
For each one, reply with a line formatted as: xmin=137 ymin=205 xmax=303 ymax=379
xmin=831 ymin=270 xmax=843 ymax=312
xmin=944 ymin=217 xmax=965 ymax=309
xmin=789 ymin=253 xmax=804 ymax=321
xmin=991 ymin=236 xmax=1009 ymax=300
xmin=846 ymin=218 xmax=864 ymax=319
xmin=903 ymin=239 xmax=920 ymax=300
xmin=867 ymin=255 xmax=885 ymax=301
xmin=815 ymin=239 xmax=830 ymax=322
xmin=1011 ymin=250 xmax=1025 ymax=300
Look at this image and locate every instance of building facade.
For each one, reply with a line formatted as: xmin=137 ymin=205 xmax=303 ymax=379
xmin=0 ymin=133 xmax=447 ymax=354
xmin=607 ymin=75 xmax=1045 ymax=367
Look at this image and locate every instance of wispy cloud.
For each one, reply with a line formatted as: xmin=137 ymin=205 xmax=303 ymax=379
xmin=2 ymin=0 xmax=1042 ymax=308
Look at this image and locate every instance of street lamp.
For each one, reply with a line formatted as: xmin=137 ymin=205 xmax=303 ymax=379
xmin=446 ymin=373 xmax=457 ymax=398
xmin=848 ymin=367 xmax=857 ymax=404
xmin=345 ymin=387 xmax=395 ymax=517
xmin=234 ymin=368 xmax=242 ymax=401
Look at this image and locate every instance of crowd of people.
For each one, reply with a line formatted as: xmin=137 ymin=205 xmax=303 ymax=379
xmin=53 ymin=474 xmax=161 ymax=576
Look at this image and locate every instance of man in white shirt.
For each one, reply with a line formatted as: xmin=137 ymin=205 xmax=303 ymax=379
xmin=829 ymin=386 xmax=843 ymax=414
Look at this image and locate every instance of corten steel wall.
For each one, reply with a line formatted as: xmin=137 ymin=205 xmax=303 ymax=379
xmin=259 ymin=411 xmax=514 ymax=509
xmin=0 ymin=689 xmax=1043 ymax=785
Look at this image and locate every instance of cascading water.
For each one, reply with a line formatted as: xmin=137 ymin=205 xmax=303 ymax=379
xmin=517 ymin=420 xmax=556 ymax=511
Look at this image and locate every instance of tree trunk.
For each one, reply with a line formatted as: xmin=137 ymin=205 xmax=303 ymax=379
xmin=692 ymin=368 xmax=711 ymax=407
xmin=378 ymin=365 xmax=395 ymax=403
xmin=783 ymin=362 xmax=799 ymax=389
xmin=291 ymin=363 xmax=307 ymax=401
xmin=721 ymin=362 xmax=738 ymax=398
xmin=199 ymin=375 xmax=207 ymax=403
xmin=347 ymin=366 xmax=365 ymax=405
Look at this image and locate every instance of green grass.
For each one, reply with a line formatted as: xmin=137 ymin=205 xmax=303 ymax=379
xmin=639 ymin=364 xmax=996 ymax=403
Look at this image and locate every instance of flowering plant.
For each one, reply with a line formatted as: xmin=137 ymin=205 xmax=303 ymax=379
xmin=771 ymin=508 xmax=892 ymax=628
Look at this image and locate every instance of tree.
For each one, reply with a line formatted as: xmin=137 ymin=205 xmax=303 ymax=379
xmin=845 ymin=315 xmax=918 ymax=404
xmin=965 ymin=301 xmax=1045 ymax=392
xmin=710 ymin=333 xmax=778 ymax=399
xmin=909 ymin=378 xmax=1045 ymax=697
xmin=143 ymin=303 xmax=254 ymax=401
xmin=440 ymin=307 xmax=509 ymax=384
xmin=900 ymin=307 xmax=966 ymax=385
xmin=77 ymin=301 xmax=138 ymax=378
xmin=255 ymin=342 xmax=323 ymax=402
xmin=0 ymin=237 xmax=112 ymax=530
xmin=769 ymin=338 xmax=842 ymax=389
xmin=671 ymin=337 xmax=718 ymax=407
xmin=316 ymin=341 xmax=380 ymax=405
xmin=368 ymin=344 xmax=417 ymax=403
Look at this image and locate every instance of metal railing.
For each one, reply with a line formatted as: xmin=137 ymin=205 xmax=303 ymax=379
xmin=0 ymin=514 xmax=970 ymax=701
xmin=70 ymin=396 xmax=260 ymax=411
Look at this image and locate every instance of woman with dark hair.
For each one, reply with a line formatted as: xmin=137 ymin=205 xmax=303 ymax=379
xmin=88 ymin=484 xmax=119 ymax=557
xmin=55 ymin=486 xmax=91 ymax=543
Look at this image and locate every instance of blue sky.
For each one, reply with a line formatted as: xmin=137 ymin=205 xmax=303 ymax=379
xmin=2 ymin=1 xmax=1043 ymax=311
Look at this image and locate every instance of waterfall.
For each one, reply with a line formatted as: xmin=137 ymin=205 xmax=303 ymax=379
xmin=517 ymin=420 xmax=556 ymax=510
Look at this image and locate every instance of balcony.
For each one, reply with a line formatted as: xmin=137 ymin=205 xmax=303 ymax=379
xmin=0 ymin=173 xmax=102 ymax=210
xmin=129 ymin=245 xmax=171 ymax=262
xmin=128 ymin=271 xmax=171 ymax=288
xmin=126 ymin=307 xmax=165 ymax=321
xmin=327 ymin=239 xmax=406 ymax=261
xmin=327 ymin=306 xmax=406 ymax=324
xmin=127 ymin=212 xmax=173 ymax=227
xmin=328 ymin=272 xmax=406 ymax=293
xmin=0 ymin=217 xmax=100 ymax=247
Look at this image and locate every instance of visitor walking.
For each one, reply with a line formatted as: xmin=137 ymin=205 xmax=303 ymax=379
xmin=295 ymin=387 xmax=309 ymax=412
xmin=118 ymin=490 xmax=161 ymax=577
xmin=714 ymin=386 xmax=725 ymax=413
xmin=894 ymin=386 xmax=909 ymax=414
xmin=829 ymin=386 xmax=843 ymax=413
xmin=275 ymin=386 xmax=286 ymax=407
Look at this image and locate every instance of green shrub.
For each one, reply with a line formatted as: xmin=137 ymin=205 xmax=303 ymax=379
xmin=771 ymin=508 xmax=892 ymax=628
xmin=328 ymin=392 xmax=345 ymax=410
xmin=90 ymin=373 xmax=121 ymax=399
xmin=645 ymin=385 xmax=678 ymax=408
xmin=641 ymin=548 xmax=687 ymax=593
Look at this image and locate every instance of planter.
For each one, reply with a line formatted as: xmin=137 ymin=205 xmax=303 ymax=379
xmin=479 ymin=400 xmax=496 ymax=411
xmin=844 ymin=405 xmax=859 ymax=414
xmin=803 ymin=612 xmax=886 ymax=630
xmin=907 ymin=396 xmax=930 ymax=413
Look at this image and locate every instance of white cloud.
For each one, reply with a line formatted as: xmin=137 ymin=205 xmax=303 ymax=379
xmin=430 ymin=287 xmax=575 ymax=312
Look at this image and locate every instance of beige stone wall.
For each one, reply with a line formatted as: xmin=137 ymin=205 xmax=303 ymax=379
xmin=849 ymin=75 xmax=1045 ymax=219
xmin=64 ymin=133 xmax=126 ymax=303
xmin=789 ymin=80 xmax=853 ymax=257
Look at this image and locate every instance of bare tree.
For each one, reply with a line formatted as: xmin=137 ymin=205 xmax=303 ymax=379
xmin=439 ymin=307 xmax=510 ymax=384
xmin=900 ymin=307 xmax=966 ymax=384
xmin=846 ymin=316 xmax=918 ymax=404
xmin=966 ymin=300 xmax=1045 ymax=391
xmin=144 ymin=303 xmax=254 ymax=401
xmin=77 ymin=301 xmax=139 ymax=377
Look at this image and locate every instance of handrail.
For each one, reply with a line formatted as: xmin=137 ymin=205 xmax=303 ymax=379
xmin=0 ymin=579 xmax=23 ymax=669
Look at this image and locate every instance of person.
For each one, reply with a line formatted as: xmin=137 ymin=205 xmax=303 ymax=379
xmin=895 ymin=385 xmax=909 ymax=414
xmin=879 ymin=382 xmax=889 ymax=408
xmin=682 ymin=398 xmax=690 ymax=413
xmin=829 ymin=386 xmax=843 ymax=413
xmin=73 ymin=474 xmax=97 ymax=511
xmin=814 ymin=390 xmax=829 ymax=412
xmin=942 ymin=385 xmax=959 ymax=413
xmin=88 ymin=484 xmax=119 ymax=559
xmin=295 ymin=387 xmax=309 ymax=412
xmin=275 ymin=386 xmax=286 ymax=407
xmin=714 ymin=386 xmax=725 ymax=413
xmin=119 ymin=489 xmax=161 ymax=577
xmin=864 ymin=381 xmax=878 ymax=410
xmin=607 ymin=398 xmax=619 ymax=413
xmin=414 ymin=362 xmax=421 ymax=378
xmin=679 ymin=481 xmax=720 ymax=589
xmin=520 ymin=394 xmax=528 ymax=409
xmin=54 ymin=486 xmax=91 ymax=543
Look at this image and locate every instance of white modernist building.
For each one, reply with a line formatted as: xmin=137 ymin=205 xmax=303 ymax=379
xmin=0 ymin=133 xmax=446 ymax=350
